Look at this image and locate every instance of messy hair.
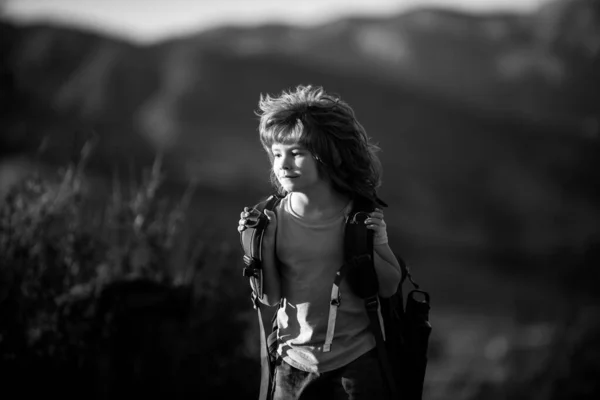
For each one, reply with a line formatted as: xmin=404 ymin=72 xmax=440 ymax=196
xmin=256 ymin=85 xmax=383 ymax=204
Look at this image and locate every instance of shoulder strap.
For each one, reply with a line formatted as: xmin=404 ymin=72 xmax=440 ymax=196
xmin=344 ymin=197 xmax=396 ymax=396
xmin=240 ymin=194 xmax=282 ymax=302
xmin=239 ymin=193 xmax=282 ymax=400
xmin=344 ymin=197 xmax=377 ymax=297
xmin=345 ymin=195 xmax=423 ymax=399
xmin=345 ymin=196 xmax=418 ymax=290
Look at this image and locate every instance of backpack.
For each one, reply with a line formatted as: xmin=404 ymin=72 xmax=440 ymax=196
xmin=239 ymin=194 xmax=432 ymax=400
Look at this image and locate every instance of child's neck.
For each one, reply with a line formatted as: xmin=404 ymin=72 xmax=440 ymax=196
xmin=289 ymin=185 xmax=350 ymax=220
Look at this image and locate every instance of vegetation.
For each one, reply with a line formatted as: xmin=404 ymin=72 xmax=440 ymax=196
xmin=0 ymin=140 xmax=598 ymax=399
xmin=0 ymin=141 xmax=257 ymax=398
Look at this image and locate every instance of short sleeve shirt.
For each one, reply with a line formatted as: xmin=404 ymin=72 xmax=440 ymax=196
xmin=275 ymin=194 xmax=375 ymax=373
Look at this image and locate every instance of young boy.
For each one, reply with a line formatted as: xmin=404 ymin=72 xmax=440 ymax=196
xmin=239 ymin=85 xmax=401 ymax=400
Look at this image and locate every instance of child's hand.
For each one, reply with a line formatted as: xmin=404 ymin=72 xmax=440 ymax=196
xmin=365 ymin=208 xmax=388 ymax=245
xmin=237 ymin=207 xmax=251 ymax=232
xmin=237 ymin=208 xmax=277 ymax=242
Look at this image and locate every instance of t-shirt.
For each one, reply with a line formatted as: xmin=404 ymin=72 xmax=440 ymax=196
xmin=274 ymin=194 xmax=375 ymax=373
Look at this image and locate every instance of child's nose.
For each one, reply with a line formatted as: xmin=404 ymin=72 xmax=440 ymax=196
xmin=280 ymin=155 xmax=292 ymax=169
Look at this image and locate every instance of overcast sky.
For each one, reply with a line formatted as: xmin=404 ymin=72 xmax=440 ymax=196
xmin=3 ymin=0 xmax=553 ymax=43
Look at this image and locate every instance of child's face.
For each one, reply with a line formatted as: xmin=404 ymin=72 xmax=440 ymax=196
xmin=271 ymin=142 xmax=321 ymax=193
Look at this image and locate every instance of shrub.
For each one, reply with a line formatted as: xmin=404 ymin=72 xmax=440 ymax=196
xmin=0 ymin=139 xmax=256 ymax=399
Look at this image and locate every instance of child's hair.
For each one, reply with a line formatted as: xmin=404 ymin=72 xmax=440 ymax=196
xmin=256 ymin=85 xmax=383 ymax=203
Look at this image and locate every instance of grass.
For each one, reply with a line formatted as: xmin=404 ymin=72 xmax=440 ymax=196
xmin=1 ymin=139 xmax=599 ymax=399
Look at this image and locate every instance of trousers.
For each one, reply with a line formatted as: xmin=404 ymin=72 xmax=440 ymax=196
xmin=271 ymin=348 xmax=388 ymax=400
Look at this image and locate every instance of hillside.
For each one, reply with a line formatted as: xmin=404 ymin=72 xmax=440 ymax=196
xmin=1 ymin=0 xmax=599 ymax=268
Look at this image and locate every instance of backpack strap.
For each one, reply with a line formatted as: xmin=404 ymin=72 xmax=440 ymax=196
xmin=239 ymin=193 xmax=283 ymax=400
xmin=324 ymin=196 xmax=377 ymax=353
xmin=240 ymin=194 xmax=282 ymax=303
xmin=323 ymin=265 xmax=347 ymax=352
xmin=344 ymin=195 xmax=400 ymax=398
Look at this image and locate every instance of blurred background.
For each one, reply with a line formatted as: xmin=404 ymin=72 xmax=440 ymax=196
xmin=1 ymin=0 xmax=599 ymax=399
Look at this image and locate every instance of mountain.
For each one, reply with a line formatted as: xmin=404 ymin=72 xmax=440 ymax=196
xmin=184 ymin=0 xmax=599 ymax=127
xmin=1 ymin=0 xmax=599 ymax=265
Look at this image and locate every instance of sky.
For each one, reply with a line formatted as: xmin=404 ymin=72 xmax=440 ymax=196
xmin=2 ymin=0 xmax=553 ymax=44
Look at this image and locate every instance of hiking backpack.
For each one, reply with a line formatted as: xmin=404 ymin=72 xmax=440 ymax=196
xmin=239 ymin=194 xmax=432 ymax=400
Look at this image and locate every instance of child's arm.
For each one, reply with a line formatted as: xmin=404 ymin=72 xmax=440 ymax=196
xmin=366 ymin=208 xmax=402 ymax=298
xmin=373 ymin=244 xmax=402 ymax=298
xmin=260 ymin=209 xmax=282 ymax=306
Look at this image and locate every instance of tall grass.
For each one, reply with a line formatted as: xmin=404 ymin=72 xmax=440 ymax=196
xmin=0 ymin=139 xmax=259 ymax=399
xmin=2 ymin=138 xmax=599 ymax=399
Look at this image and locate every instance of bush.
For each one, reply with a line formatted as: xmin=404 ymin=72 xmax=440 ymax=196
xmin=0 ymin=140 xmax=258 ymax=399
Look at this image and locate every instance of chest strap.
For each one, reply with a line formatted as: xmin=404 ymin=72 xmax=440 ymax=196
xmin=323 ymin=265 xmax=347 ymax=352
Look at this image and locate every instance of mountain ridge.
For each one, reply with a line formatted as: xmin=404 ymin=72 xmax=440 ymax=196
xmin=1 ymin=1 xmax=599 ymax=260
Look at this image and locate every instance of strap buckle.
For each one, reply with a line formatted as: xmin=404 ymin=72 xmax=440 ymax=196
xmin=250 ymin=292 xmax=259 ymax=309
xmin=243 ymin=208 xmax=267 ymax=229
xmin=348 ymin=211 xmax=370 ymax=225
xmin=365 ymin=296 xmax=379 ymax=310
xmin=243 ymin=256 xmax=261 ymax=277
xmin=243 ymin=266 xmax=260 ymax=278
xmin=243 ymin=254 xmax=257 ymax=267
xmin=331 ymin=295 xmax=341 ymax=307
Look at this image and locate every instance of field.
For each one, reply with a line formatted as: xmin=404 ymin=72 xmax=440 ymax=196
xmin=1 ymin=146 xmax=598 ymax=400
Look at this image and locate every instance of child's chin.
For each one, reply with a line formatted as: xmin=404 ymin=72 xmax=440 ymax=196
xmin=279 ymin=179 xmax=294 ymax=188
xmin=281 ymin=183 xmax=299 ymax=192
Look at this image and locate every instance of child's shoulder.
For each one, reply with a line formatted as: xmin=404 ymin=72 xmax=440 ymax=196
xmin=256 ymin=192 xmax=288 ymax=212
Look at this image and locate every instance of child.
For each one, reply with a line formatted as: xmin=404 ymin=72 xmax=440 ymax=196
xmin=238 ymin=85 xmax=402 ymax=400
